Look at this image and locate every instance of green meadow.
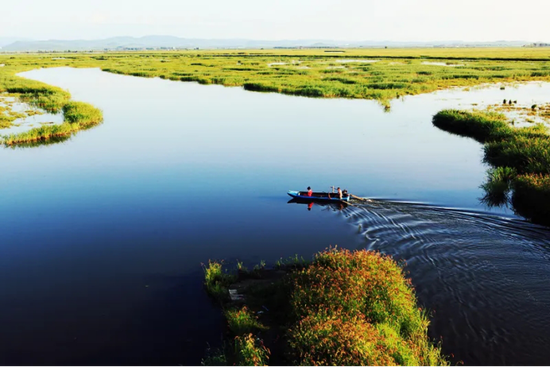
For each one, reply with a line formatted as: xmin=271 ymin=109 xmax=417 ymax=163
xmin=1 ymin=48 xmax=550 ymax=139
xmin=2 ymin=48 xmax=549 ymax=144
xmin=3 ymin=49 xmax=550 ymax=102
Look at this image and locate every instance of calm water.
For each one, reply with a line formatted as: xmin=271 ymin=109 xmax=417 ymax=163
xmin=1 ymin=67 xmax=550 ymax=365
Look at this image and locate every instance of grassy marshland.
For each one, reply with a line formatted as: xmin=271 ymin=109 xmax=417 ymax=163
xmin=1 ymin=48 xmax=550 ymax=109
xmin=2 ymin=101 xmax=103 ymax=145
xmin=0 ymin=94 xmax=33 ymax=128
xmin=1 ymin=48 xmax=549 ymax=144
xmin=86 ymin=48 xmax=550 ymax=108
xmin=433 ymin=109 xmax=550 ymax=224
xmin=203 ymin=248 xmax=448 ymax=366
xmin=0 ymin=58 xmax=103 ymax=146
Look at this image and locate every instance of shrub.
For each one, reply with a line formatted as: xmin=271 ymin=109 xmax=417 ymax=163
xmin=203 ymin=260 xmax=236 ymax=302
xmin=289 ymin=314 xmax=397 ymax=366
xmin=233 ymin=334 xmax=270 ymax=366
xmin=224 ymin=307 xmax=267 ymax=336
xmin=287 ymin=248 xmax=448 ymax=366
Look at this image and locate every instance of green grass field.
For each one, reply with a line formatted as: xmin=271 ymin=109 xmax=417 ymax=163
xmin=1 ymin=48 xmax=549 ymax=145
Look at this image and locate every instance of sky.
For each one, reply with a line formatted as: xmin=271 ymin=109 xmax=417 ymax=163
xmin=1 ymin=0 xmax=549 ymax=42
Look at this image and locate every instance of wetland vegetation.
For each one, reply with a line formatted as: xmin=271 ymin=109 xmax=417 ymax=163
xmin=1 ymin=48 xmax=549 ymax=144
xmin=3 ymin=49 xmax=550 ymax=365
xmin=433 ymin=109 xmax=550 ymax=225
xmin=203 ymin=247 xmax=448 ymax=366
xmin=0 ymin=58 xmax=102 ymax=145
xmin=65 ymin=48 xmax=550 ymax=108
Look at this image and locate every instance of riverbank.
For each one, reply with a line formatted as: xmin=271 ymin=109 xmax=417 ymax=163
xmin=203 ymin=248 xmax=448 ymax=366
xmin=2 ymin=48 xmax=550 ymax=114
xmin=433 ymin=109 xmax=550 ymax=225
xmin=1 ymin=49 xmax=549 ymax=145
xmin=0 ymin=62 xmax=103 ymax=146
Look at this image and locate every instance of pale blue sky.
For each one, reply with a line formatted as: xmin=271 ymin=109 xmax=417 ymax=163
xmin=1 ymin=0 xmax=549 ymax=42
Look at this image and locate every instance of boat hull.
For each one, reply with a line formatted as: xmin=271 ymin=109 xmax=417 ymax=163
xmin=287 ymin=190 xmax=351 ymax=202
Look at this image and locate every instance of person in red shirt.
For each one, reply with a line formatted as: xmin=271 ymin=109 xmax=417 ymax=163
xmin=307 ymin=186 xmax=313 ymax=197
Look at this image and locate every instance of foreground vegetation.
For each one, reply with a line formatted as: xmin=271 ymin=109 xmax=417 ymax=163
xmin=433 ymin=109 xmax=550 ymax=224
xmin=203 ymin=248 xmax=448 ymax=366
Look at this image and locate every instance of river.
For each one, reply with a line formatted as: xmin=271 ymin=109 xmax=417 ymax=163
xmin=1 ymin=67 xmax=550 ymax=365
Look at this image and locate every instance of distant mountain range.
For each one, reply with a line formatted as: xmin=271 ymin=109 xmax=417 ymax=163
xmin=0 ymin=37 xmax=32 ymax=48
xmin=0 ymin=36 xmax=534 ymax=52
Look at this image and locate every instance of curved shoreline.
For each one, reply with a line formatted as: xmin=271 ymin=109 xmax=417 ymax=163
xmin=0 ymin=63 xmax=103 ymax=146
xmin=2 ymin=49 xmax=549 ymax=145
xmin=433 ymin=109 xmax=550 ymax=225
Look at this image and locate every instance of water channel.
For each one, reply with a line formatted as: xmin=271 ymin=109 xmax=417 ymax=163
xmin=1 ymin=67 xmax=550 ymax=365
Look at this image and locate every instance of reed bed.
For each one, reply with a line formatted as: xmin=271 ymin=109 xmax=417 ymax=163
xmin=1 ymin=49 xmax=550 ymax=145
xmin=2 ymin=101 xmax=103 ymax=146
xmin=3 ymin=49 xmax=549 ymax=113
xmin=433 ymin=109 xmax=550 ymax=225
xmin=0 ymin=56 xmax=103 ymax=146
xmin=1 ymin=49 xmax=549 ymax=145
xmin=512 ymin=174 xmax=550 ymax=224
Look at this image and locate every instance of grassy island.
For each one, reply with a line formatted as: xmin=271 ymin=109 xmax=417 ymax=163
xmin=202 ymin=248 xmax=448 ymax=366
xmin=433 ymin=109 xmax=550 ymax=225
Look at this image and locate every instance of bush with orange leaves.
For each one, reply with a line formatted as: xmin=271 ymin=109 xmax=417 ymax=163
xmin=287 ymin=247 xmax=448 ymax=366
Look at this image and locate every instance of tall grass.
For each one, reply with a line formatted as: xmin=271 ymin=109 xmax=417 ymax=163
xmin=62 ymin=101 xmax=103 ymax=127
xmin=224 ymin=306 xmax=268 ymax=336
xmin=0 ymin=57 xmax=105 ymax=146
xmin=480 ymin=167 xmax=517 ymax=206
xmin=512 ymin=174 xmax=550 ymax=224
xmin=203 ymin=260 xmax=237 ymax=302
xmin=4 ymin=50 xmax=549 ymax=111
xmin=432 ymin=109 xmax=512 ymax=143
xmin=433 ymin=109 xmax=550 ymax=225
xmin=90 ymin=51 xmax=549 ymax=103
xmin=233 ymin=334 xmax=270 ymax=366
xmin=2 ymin=102 xmax=103 ymax=145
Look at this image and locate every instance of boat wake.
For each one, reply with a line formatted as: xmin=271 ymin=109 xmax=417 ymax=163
xmin=333 ymin=199 xmax=550 ymax=365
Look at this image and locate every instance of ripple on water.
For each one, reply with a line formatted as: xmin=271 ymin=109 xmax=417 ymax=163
xmin=341 ymin=200 xmax=550 ymax=365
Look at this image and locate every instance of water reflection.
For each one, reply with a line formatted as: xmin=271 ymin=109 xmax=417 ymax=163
xmin=479 ymin=168 xmax=514 ymax=208
xmin=287 ymin=198 xmax=347 ymax=212
xmin=2 ymin=67 xmax=550 ymax=365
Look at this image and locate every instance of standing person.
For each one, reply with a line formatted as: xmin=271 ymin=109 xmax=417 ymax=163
xmin=307 ymin=186 xmax=313 ymax=197
xmin=337 ymin=187 xmax=342 ymax=199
